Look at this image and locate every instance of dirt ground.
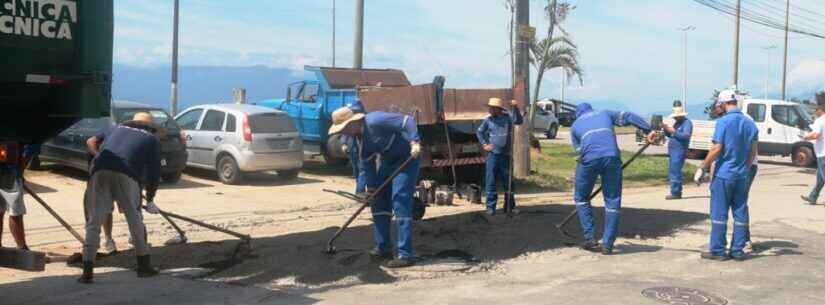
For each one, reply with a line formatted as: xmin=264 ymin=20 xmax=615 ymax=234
xmin=2 ymin=151 xmax=825 ymax=305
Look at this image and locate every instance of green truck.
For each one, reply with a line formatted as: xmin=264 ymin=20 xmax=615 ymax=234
xmin=1 ymin=0 xmax=113 ymax=271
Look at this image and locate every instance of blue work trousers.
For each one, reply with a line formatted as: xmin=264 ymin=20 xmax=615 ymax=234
xmin=807 ymin=157 xmax=825 ymax=201
xmin=349 ymin=144 xmax=366 ymax=194
xmin=668 ymin=151 xmax=687 ymax=196
xmin=574 ymin=156 xmax=623 ymax=249
xmin=709 ymin=176 xmax=750 ymax=256
xmin=370 ymin=158 xmax=420 ymax=259
xmin=485 ymin=153 xmax=515 ymax=212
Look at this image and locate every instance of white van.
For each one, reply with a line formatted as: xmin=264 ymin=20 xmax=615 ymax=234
xmin=689 ymin=98 xmax=815 ymax=167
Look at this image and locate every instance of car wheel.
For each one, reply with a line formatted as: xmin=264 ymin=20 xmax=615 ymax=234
xmin=162 ymin=171 xmax=183 ymax=184
xmin=217 ymin=155 xmax=243 ymax=185
xmin=277 ymin=169 xmax=300 ymax=180
xmin=793 ymin=145 xmax=815 ymax=167
xmin=545 ymin=124 xmax=558 ymax=140
xmin=27 ymin=156 xmax=43 ymax=171
xmin=412 ymin=197 xmax=426 ymax=221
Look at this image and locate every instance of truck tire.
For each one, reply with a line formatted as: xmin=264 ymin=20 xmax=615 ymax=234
xmin=413 ymin=197 xmax=426 ymax=220
xmin=217 ymin=155 xmax=243 ymax=185
xmin=793 ymin=145 xmax=815 ymax=167
xmin=545 ymin=124 xmax=558 ymax=140
xmin=322 ymin=135 xmax=348 ymax=166
xmin=27 ymin=156 xmax=43 ymax=171
xmin=162 ymin=171 xmax=183 ymax=184
xmin=277 ymin=169 xmax=300 ymax=180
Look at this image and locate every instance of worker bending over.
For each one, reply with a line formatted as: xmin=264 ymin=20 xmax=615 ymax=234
xmin=476 ymin=98 xmax=523 ymax=215
xmin=570 ymin=103 xmax=654 ymax=255
xmin=695 ymin=90 xmax=758 ymax=261
xmin=662 ymin=101 xmax=693 ymax=200
xmin=79 ymin=113 xmax=163 ymax=283
xmin=328 ymin=105 xmax=422 ymax=268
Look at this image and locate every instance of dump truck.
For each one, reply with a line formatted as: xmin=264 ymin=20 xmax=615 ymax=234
xmin=1 ymin=0 xmax=114 ymax=271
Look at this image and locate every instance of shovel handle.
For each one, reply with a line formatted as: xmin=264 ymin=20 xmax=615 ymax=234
xmin=23 ymin=184 xmax=85 ymax=245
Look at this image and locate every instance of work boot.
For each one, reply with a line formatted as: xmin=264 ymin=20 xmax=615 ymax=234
xmin=801 ymin=195 xmax=817 ymax=205
xmin=385 ymin=257 xmax=415 ymax=268
xmin=102 ymin=238 xmax=117 ymax=254
xmin=700 ymin=252 xmax=729 ymax=261
xmin=77 ymin=261 xmax=94 ymax=284
xmin=581 ymin=239 xmax=601 ymax=253
xmin=136 ymin=255 xmax=159 ymax=278
xmin=368 ymin=248 xmax=393 ymax=261
xmin=665 ymin=194 xmax=682 ymax=200
xmin=730 ymin=252 xmax=748 ymax=262
xmin=601 ymin=246 xmax=613 ymax=255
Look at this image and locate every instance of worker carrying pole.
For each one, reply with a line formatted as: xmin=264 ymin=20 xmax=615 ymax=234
xmin=79 ymin=112 xmax=165 ymax=283
xmin=476 ymin=98 xmax=523 ymax=216
xmin=569 ymin=103 xmax=656 ymax=255
xmin=328 ymin=104 xmax=422 ymax=268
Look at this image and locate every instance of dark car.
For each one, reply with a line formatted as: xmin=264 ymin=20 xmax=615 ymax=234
xmin=33 ymin=101 xmax=188 ymax=183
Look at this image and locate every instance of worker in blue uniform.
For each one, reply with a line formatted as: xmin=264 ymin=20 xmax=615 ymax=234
xmin=662 ymin=101 xmax=693 ymax=200
xmin=570 ymin=103 xmax=655 ymax=255
xmin=476 ymin=98 xmax=523 ymax=215
xmin=328 ymin=106 xmax=421 ymax=268
xmin=695 ymin=89 xmax=758 ymax=261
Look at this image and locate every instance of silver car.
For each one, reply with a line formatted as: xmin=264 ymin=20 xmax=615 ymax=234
xmin=174 ymin=104 xmax=303 ymax=184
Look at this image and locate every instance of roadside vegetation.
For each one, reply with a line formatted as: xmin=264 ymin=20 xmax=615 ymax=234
xmin=517 ymin=143 xmax=697 ymax=193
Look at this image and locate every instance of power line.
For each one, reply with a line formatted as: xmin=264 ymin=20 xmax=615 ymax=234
xmin=693 ymin=0 xmax=825 ymax=39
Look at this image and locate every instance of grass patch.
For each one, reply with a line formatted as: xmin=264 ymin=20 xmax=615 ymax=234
xmin=516 ymin=143 xmax=697 ymax=193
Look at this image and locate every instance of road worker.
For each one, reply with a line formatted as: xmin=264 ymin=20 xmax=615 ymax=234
xmin=328 ymin=106 xmax=422 ymax=268
xmin=0 ymin=143 xmax=38 ymax=251
xmin=341 ymin=101 xmax=367 ymax=195
xmin=79 ymin=112 xmax=163 ymax=283
xmin=662 ymin=101 xmax=693 ymax=200
xmin=476 ymin=98 xmax=523 ymax=215
xmin=695 ymin=90 xmax=758 ymax=261
xmin=800 ymin=103 xmax=825 ymax=205
xmin=570 ymin=103 xmax=655 ymax=255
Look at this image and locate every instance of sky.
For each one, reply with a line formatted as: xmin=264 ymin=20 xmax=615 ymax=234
xmin=113 ymin=0 xmax=825 ymax=114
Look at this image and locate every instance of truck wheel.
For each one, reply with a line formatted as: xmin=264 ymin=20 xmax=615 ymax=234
xmin=217 ymin=155 xmax=243 ymax=185
xmin=793 ymin=146 xmax=815 ymax=167
xmin=27 ymin=156 xmax=43 ymax=171
xmin=162 ymin=171 xmax=183 ymax=184
xmin=545 ymin=124 xmax=558 ymax=140
xmin=413 ymin=197 xmax=426 ymax=220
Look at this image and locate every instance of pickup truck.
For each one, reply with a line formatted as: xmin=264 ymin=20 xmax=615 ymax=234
xmin=687 ymin=98 xmax=815 ymax=167
xmin=1 ymin=0 xmax=114 ymax=271
xmin=256 ymin=66 xmax=411 ymax=165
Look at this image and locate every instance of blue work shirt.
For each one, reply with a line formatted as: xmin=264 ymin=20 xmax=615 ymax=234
xmin=358 ymin=112 xmax=421 ymax=189
xmin=666 ymin=118 xmax=693 ymax=156
xmin=712 ymin=108 xmax=758 ymax=180
xmin=570 ymin=103 xmax=651 ymax=163
xmin=476 ymin=109 xmax=523 ymax=155
xmin=93 ymin=122 xmax=162 ymax=200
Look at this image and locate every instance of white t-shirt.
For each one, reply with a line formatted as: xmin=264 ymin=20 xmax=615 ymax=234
xmin=812 ymin=115 xmax=825 ymax=157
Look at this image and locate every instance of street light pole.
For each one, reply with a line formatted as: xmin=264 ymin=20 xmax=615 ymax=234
xmin=332 ymin=0 xmax=336 ymax=67
xmin=732 ymin=0 xmax=741 ymax=87
xmin=781 ymin=0 xmax=790 ymax=100
xmin=762 ymin=45 xmax=777 ymax=99
xmin=353 ymin=0 xmax=364 ymax=69
xmin=170 ymin=0 xmax=179 ymax=116
xmin=678 ymin=26 xmax=694 ymax=109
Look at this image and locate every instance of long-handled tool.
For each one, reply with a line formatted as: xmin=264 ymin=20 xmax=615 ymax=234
xmin=323 ymin=155 xmax=416 ymax=254
xmin=554 ymin=138 xmax=657 ymax=240
xmin=23 ymin=184 xmax=85 ymax=245
xmin=140 ymin=195 xmax=187 ymax=245
xmin=504 ymin=105 xmax=517 ymax=217
xmin=150 ymin=208 xmax=252 ymax=255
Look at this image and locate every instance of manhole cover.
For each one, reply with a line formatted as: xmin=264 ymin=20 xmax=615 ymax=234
xmin=642 ymin=287 xmax=728 ymax=305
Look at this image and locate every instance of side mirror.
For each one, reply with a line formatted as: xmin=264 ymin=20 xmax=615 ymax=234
xmin=286 ymin=87 xmax=292 ymax=102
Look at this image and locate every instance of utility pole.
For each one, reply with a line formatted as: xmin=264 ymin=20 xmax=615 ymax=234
xmin=678 ymin=26 xmax=695 ymax=109
xmin=353 ymin=0 xmax=364 ymax=69
xmin=170 ymin=0 xmax=180 ymax=116
xmin=512 ymin=0 xmax=530 ymax=178
xmin=781 ymin=0 xmax=790 ymax=100
xmin=332 ymin=0 xmax=336 ymax=67
xmin=732 ymin=0 xmax=741 ymax=87
xmin=763 ymin=45 xmax=777 ymax=99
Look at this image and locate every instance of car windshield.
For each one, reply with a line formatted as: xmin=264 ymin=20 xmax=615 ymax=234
xmin=249 ymin=113 xmax=297 ymax=133
xmin=116 ymin=109 xmax=180 ymax=132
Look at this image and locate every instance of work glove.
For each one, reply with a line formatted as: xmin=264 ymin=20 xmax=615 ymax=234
xmin=341 ymin=144 xmax=349 ymax=154
xmin=510 ymin=100 xmax=519 ymax=107
xmin=410 ymin=142 xmax=422 ymax=158
xmin=144 ymin=201 xmax=161 ymax=214
xmin=693 ymin=167 xmax=707 ymax=185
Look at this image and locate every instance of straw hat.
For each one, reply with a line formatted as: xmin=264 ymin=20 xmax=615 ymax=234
xmin=328 ymin=107 xmax=366 ymax=135
xmin=487 ymin=98 xmax=506 ymax=109
xmin=670 ymin=106 xmax=688 ymax=118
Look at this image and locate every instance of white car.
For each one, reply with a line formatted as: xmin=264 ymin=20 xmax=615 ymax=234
xmin=175 ymin=104 xmax=304 ymax=184
xmin=532 ymin=99 xmax=561 ymax=139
